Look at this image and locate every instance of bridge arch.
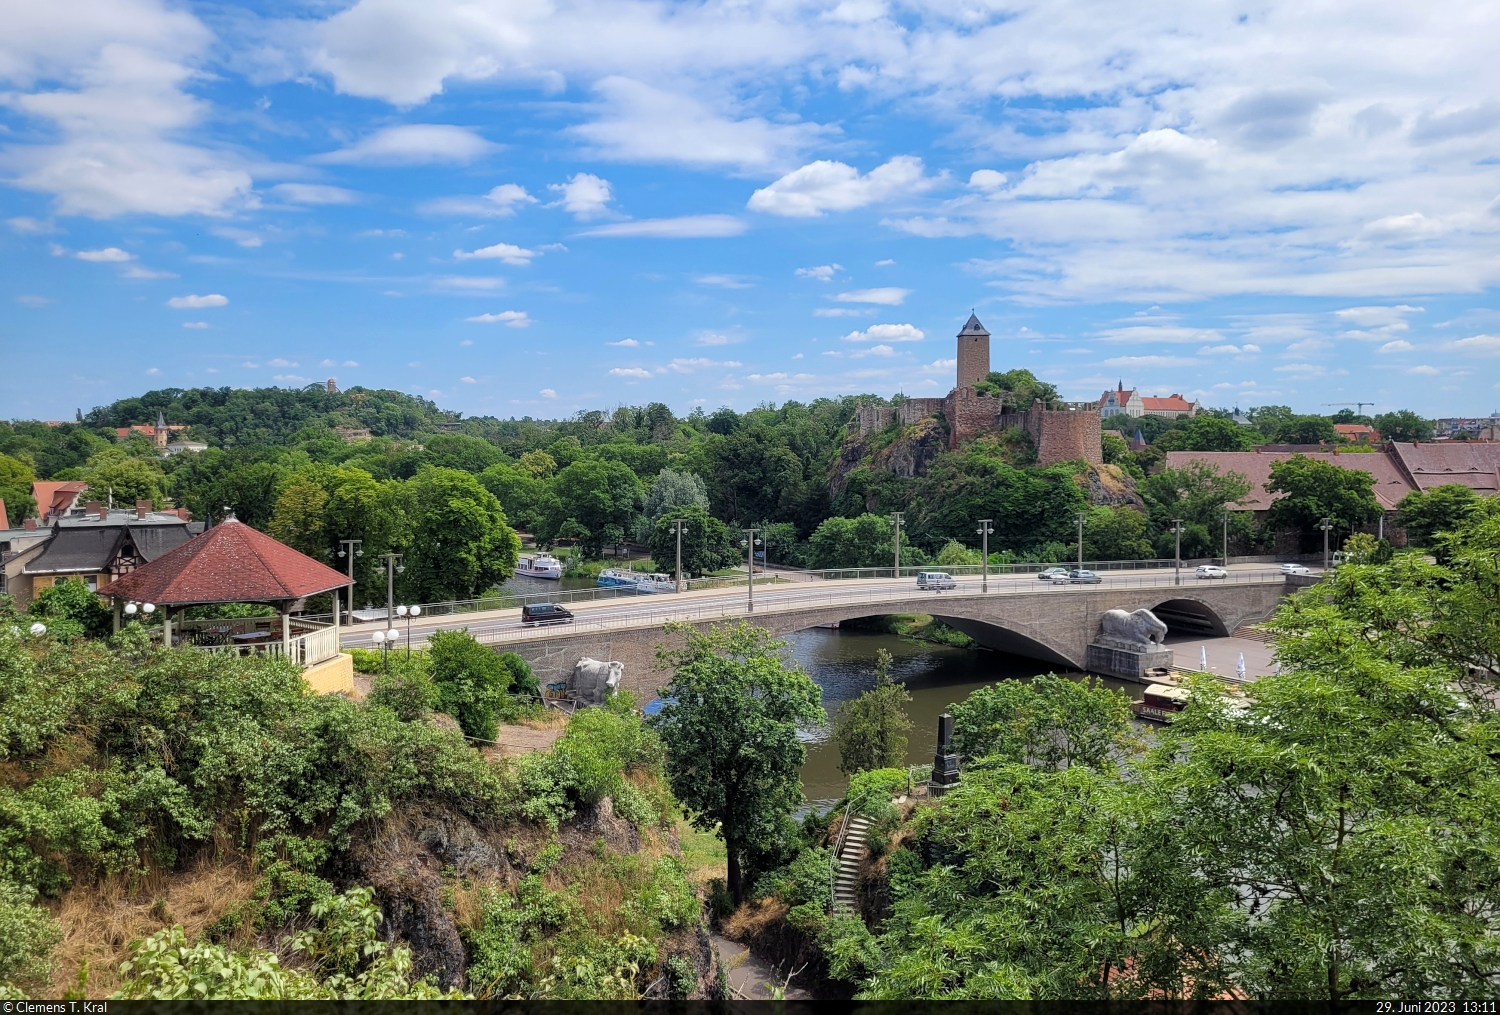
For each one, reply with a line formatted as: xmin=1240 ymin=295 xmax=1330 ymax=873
xmin=1146 ymin=597 xmax=1231 ymax=637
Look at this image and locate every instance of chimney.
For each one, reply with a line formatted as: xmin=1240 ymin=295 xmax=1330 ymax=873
xmin=175 ymin=508 xmax=191 ymax=521
xmin=24 ymin=518 xmax=37 ymax=531
xmin=136 ymin=499 xmax=151 ymax=519
xmin=327 ymin=378 xmax=338 ymax=394
xmin=85 ymin=500 xmax=105 ymax=520
xmin=0 ymin=498 xmax=7 ymax=531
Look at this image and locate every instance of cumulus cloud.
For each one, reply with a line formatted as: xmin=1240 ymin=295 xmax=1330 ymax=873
xmin=419 ymin=183 xmax=536 ymax=217
xmin=609 ymin=367 xmax=652 ymax=378
xmin=548 ymin=173 xmax=613 ymax=219
xmin=1406 ymin=364 xmax=1441 ymax=375
xmin=465 ymin=310 xmax=531 ymax=327
xmin=607 ymin=338 xmax=639 ymax=347
xmin=1378 ymin=340 xmax=1415 ymax=353
xmin=833 ymin=287 xmax=910 ymax=306
xmin=314 ymin=125 xmax=498 ymax=165
xmin=460 ymin=376 xmax=476 ymax=383
xmin=453 ymin=242 xmax=536 ymax=265
xmin=75 ymin=247 xmax=132 ymax=262
xmin=749 ymin=157 xmax=934 ymax=217
xmin=575 ymin=215 xmax=746 ymax=238
xmin=540 ymin=388 xmax=557 ymax=398
xmin=1442 ymin=335 xmax=1500 ymax=355
xmin=842 ymin=324 xmax=923 ymax=343
xmin=796 ymin=264 xmax=842 ymax=281
xmin=166 ymin=293 xmax=227 ymax=308
xmin=268 ymin=358 xmax=297 ymax=367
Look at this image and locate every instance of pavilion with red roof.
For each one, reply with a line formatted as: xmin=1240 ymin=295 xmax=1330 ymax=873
xmin=104 ymin=516 xmax=355 ymax=693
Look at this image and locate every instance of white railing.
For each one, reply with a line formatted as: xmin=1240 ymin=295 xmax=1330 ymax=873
xmin=189 ymin=621 xmax=341 ymax=667
xmin=340 ymin=568 xmax=1293 ymax=651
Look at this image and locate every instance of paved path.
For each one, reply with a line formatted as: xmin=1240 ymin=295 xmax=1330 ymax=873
xmin=1166 ymin=632 xmax=1279 ymax=680
xmin=341 ymin=563 xmax=1308 ymax=652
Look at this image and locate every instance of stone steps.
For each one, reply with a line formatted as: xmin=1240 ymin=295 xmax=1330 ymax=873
xmin=832 ymin=814 xmax=872 ymax=914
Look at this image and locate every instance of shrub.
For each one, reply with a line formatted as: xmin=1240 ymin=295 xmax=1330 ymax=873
xmin=427 ymin=629 xmax=512 ymax=740
xmin=27 ymin=577 xmax=112 ymax=640
xmin=368 ymin=662 xmax=440 ymax=721
xmin=0 ymin=880 xmax=61 ymax=994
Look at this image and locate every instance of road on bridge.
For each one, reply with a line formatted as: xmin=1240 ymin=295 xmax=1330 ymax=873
xmin=340 ymin=563 xmax=1304 ymax=653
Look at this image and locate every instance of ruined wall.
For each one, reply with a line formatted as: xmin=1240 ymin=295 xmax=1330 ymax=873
xmin=897 ymin=397 xmax=945 ymax=426
xmin=943 ymin=387 xmax=1007 ymax=449
xmin=854 ymin=404 xmax=894 ymax=436
xmin=1031 ymin=405 xmax=1103 ymax=466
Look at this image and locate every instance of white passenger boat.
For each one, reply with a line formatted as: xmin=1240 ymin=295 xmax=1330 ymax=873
xmin=597 ymin=568 xmax=638 ymax=588
xmin=516 ymin=553 xmax=563 ymax=579
xmin=632 ymin=572 xmax=677 ymax=593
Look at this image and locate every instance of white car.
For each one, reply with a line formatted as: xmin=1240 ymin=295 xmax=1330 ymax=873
xmin=916 ymin=571 xmax=957 ymax=591
xmin=1280 ymin=563 xmax=1312 ymax=575
xmin=1195 ymin=565 xmax=1228 ymax=579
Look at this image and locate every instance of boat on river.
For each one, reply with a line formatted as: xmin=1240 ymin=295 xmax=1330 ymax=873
xmin=516 ymin=553 xmax=563 ymax=579
xmin=597 ymin=568 xmax=677 ymax=593
xmin=1129 ymin=683 xmax=1190 ymax=724
xmin=632 ymin=573 xmax=677 ymax=593
xmin=597 ymin=568 xmax=639 ymax=588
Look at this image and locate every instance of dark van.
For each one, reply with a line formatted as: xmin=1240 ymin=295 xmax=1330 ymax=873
xmin=521 ymin=603 xmax=575 ymax=627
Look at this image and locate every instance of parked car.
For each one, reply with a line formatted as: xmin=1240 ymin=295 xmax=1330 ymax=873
xmin=1196 ymin=565 xmax=1228 ymax=579
xmin=1064 ymin=569 xmax=1102 ymax=584
xmin=1038 ymin=567 xmax=1070 ymax=581
xmin=917 ymin=571 xmax=957 ymax=591
xmin=1280 ymin=563 xmax=1312 ymax=575
xmin=521 ymin=602 xmax=575 ymax=627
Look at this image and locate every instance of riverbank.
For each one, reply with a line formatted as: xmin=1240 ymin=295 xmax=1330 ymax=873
xmin=840 ymin=613 xmax=976 ymax=649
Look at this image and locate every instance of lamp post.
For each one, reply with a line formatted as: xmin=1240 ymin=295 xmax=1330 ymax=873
xmin=337 ymin=539 xmax=363 ymax=624
xmin=1075 ymin=511 xmax=1086 ymax=569
xmin=890 ymin=511 xmax=904 ymax=579
xmin=395 ymin=604 xmax=421 ymax=656
xmin=27 ymin=622 xmax=46 ymax=638
xmin=740 ymin=528 xmax=762 ymax=613
xmin=372 ymin=629 xmax=390 ymax=672
xmin=671 ymin=518 xmax=687 ymax=593
xmin=1222 ymin=511 xmax=1230 ymax=566
xmin=1319 ymin=517 xmax=1334 ymax=569
xmin=1170 ymin=518 xmax=1186 ymax=586
xmin=976 ymin=519 xmax=994 ymax=593
xmin=378 ymin=553 xmax=404 ymax=630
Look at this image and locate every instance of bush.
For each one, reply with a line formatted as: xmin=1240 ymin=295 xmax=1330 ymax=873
xmin=427 ymin=628 xmax=513 ymax=740
xmin=27 ymin=577 xmax=112 ymax=640
xmin=845 ymin=767 xmax=909 ymax=821
xmin=368 ymin=662 xmax=440 ymax=721
xmin=0 ymin=880 xmax=61 ymax=994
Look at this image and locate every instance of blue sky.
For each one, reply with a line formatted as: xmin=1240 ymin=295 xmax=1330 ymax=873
xmin=4 ymin=0 xmax=1500 ymax=422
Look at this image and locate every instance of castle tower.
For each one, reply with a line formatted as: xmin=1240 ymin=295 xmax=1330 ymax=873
xmin=956 ymin=312 xmax=990 ymax=390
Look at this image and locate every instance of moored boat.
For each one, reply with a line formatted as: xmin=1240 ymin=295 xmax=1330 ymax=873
xmin=597 ymin=568 xmax=638 ymax=588
xmin=516 ymin=553 xmax=563 ymax=579
xmin=1129 ymin=683 xmax=1191 ymax=724
xmin=633 ymin=572 xmax=677 ymax=593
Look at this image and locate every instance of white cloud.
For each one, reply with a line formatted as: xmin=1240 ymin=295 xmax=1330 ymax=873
xmin=968 ymin=170 xmax=1007 ymax=191
xmin=842 ymin=324 xmax=924 ymax=343
xmin=1104 ymin=355 xmax=1200 ymax=367
xmin=145 ymin=367 xmax=160 ymax=376
xmin=695 ymin=274 xmax=753 ymax=289
xmin=796 ymin=264 xmax=842 ymax=281
xmin=875 ymin=259 xmax=895 ymax=267
xmin=548 ymin=173 xmax=613 ymax=219
xmin=1198 ymin=344 xmax=1260 ymax=356
xmin=1378 ymin=340 xmax=1415 ymax=353
xmin=851 ymin=343 xmax=896 ymax=358
xmin=122 ymin=264 xmax=177 ymax=279
xmin=268 ymin=358 xmax=298 ymax=367
xmin=1442 ymin=334 xmax=1500 ymax=355
xmin=15 ymin=295 xmax=50 ymax=307
xmin=608 ymin=338 xmax=639 ymax=347
xmin=242 ymin=361 xmax=259 ymax=368
xmin=749 ymin=157 xmax=935 ymax=217
xmin=813 ymin=307 xmax=873 ymax=318
xmin=314 ymin=124 xmax=498 ymax=165
xmin=453 ymin=243 xmax=536 ymax=265
xmin=420 ymin=183 xmax=536 ymax=218
xmin=833 ymin=287 xmax=910 ymax=306
xmin=212 ymin=227 xmax=262 ymax=248
xmin=181 ymin=321 xmax=208 ymax=329
xmin=568 ymin=77 xmax=824 ymax=171
xmin=344 ymin=360 xmax=359 ymax=366
xmin=7 ymin=217 xmax=56 ymax=234
xmin=540 ymin=388 xmax=557 ymax=399
xmin=1096 ymin=325 xmax=1225 ymax=344
xmin=274 ymin=374 xmax=309 ymax=383
xmin=1406 ymin=365 xmax=1441 ymax=375
xmin=694 ymin=331 xmax=736 ymax=346
xmin=668 ymin=357 xmax=741 ymax=372
xmin=166 ymin=293 xmax=227 ymax=308
xmin=610 ymin=367 xmax=652 ymax=379
xmin=434 ymin=276 xmax=504 ymax=290
xmin=461 ymin=376 xmax=476 ymax=383
xmin=75 ymin=247 xmax=132 ymax=262
xmin=1334 ymin=305 xmax=1424 ymax=328
xmin=465 ymin=310 xmax=531 ymax=327
xmin=271 ymin=183 xmax=360 ymax=205
xmin=575 ymin=215 xmax=746 ymax=238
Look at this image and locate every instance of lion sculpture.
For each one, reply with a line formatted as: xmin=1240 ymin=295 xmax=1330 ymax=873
xmin=1098 ymin=608 xmax=1168 ymax=648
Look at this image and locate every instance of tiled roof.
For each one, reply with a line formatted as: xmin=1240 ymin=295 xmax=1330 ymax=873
xmin=32 ymin=480 xmax=87 ymax=521
xmin=1163 ymin=450 xmax=1418 ymax=511
xmin=1140 ymin=394 xmax=1196 ymax=412
xmin=1388 ymin=442 xmax=1500 ymax=496
xmin=102 ymin=519 xmax=353 ymax=605
xmin=1333 ymin=424 xmax=1378 ymax=437
xmin=958 ymin=313 xmax=989 ymax=336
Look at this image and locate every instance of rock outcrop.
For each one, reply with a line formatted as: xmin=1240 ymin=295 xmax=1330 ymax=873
xmin=1083 ymin=463 xmax=1145 ymax=510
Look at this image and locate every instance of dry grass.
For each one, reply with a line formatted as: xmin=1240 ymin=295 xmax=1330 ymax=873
xmin=46 ymin=861 xmax=257 ymax=998
xmin=720 ymin=897 xmax=790 ymax=942
xmin=517 ymin=708 xmax=570 ymax=731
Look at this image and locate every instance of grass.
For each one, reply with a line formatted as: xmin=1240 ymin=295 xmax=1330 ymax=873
xmin=674 ymin=818 xmax=727 ymax=887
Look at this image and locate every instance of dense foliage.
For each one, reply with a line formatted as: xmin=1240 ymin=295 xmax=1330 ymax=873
xmin=832 ymin=649 xmax=912 ymax=775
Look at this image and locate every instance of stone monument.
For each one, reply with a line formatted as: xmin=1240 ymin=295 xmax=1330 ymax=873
xmin=1086 ymin=608 xmax=1173 ymax=683
xmin=931 ymin=712 xmax=961 ymax=796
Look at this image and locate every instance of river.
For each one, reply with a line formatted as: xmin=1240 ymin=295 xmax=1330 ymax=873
xmin=786 ymin=626 xmax=1139 ymax=807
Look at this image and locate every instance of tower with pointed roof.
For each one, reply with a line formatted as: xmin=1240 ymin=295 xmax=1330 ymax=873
xmin=956 ymin=312 xmax=990 ymax=390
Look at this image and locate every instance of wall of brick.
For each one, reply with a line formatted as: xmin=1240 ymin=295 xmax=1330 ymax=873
xmin=1031 ymin=405 xmax=1102 ymax=466
xmin=854 ymin=404 xmax=894 ymax=436
xmin=897 ymin=398 xmax=945 ymax=426
xmin=943 ymin=387 xmax=1007 ymax=449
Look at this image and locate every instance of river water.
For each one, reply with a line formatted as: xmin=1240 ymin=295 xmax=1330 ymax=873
xmin=786 ymin=626 xmax=1139 ymax=807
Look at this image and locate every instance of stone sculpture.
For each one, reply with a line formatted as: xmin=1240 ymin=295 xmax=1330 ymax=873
xmin=1097 ymin=607 xmax=1168 ymax=648
xmin=570 ymin=657 xmax=623 ymax=706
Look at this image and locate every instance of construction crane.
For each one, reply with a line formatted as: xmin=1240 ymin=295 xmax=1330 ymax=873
xmin=1323 ymin=401 xmax=1375 ymax=415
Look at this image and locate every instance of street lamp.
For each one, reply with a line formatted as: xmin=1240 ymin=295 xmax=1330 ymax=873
xmin=338 ymin=539 xmax=363 ymax=624
xmin=1170 ymin=518 xmax=1186 ymax=586
xmin=372 ymin=629 xmax=390 ymax=672
xmin=378 ymin=553 xmax=404 ymax=629
xmin=1319 ymin=517 xmax=1335 ymax=570
xmin=1075 ymin=511 xmax=1087 ymax=570
xmin=740 ymin=528 xmax=762 ymax=613
xmin=28 ymin=622 xmax=46 ymax=638
xmin=1222 ymin=511 xmax=1230 ymax=566
xmin=124 ymin=601 xmax=156 ymax=618
xmin=395 ymin=604 xmax=421 ymax=656
xmin=890 ymin=512 xmax=905 ymax=578
xmin=976 ymin=519 xmax=994 ymax=593
xmin=670 ymin=518 xmax=687 ymax=594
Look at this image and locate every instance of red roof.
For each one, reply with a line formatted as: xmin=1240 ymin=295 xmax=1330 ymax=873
xmin=1140 ymin=394 xmax=1196 ymax=412
xmin=32 ymin=480 xmax=87 ymax=521
xmin=102 ymin=518 xmax=353 ymax=605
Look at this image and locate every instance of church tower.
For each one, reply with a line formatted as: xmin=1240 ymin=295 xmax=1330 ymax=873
xmin=956 ymin=312 xmax=990 ymax=390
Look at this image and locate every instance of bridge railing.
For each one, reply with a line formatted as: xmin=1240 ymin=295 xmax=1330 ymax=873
xmin=414 ymin=568 xmax=1293 ymax=649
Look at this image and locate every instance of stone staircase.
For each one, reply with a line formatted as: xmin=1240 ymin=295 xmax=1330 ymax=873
xmin=832 ymin=813 xmax=871 ymax=915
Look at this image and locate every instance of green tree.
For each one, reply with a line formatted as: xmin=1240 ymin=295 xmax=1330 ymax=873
xmin=542 ymin=459 xmax=642 ymax=557
xmin=640 ymin=468 xmax=709 ymax=539
xmin=1081 ymin=505 xmax=1154 ymax=561
xmin=426 ymin=628 xmax=513 ymax=741
xmin=911 ymin=447 xmax=1087 ymax=553
xmin=650 ymin=623 xmax=825 ymax=904
xmin=1373 ymin=410 xmax=1435 ymax=444
xmin=1153 ymin=415 xmax=1256 ymax=452
xmin=832 ymin=649 xmax=912 ymax=776
xmin=1140 ymin=461 xmax=1253 ymax=533
xmin=418 ymin=433 xmax=507 ymax=473
xmin=1246 ymin=404 xmax=1296 ymax=440
xmin=0 ymin=454 xmax=37 ymax=522
xmin=1273 ymin=415 xmax=1340 ymax=444
xmin=27 ymin=577 xmax=113 ymax=640
xmin=807 ymin=513 xmax=910 ymax=570
xmin=1395 ymin=483 xmax=1484 ymax=549
xmin=972 ymin=368 xmax=1059 ymax=407
xmin=648 ymin=504 xmax=735 ymax=578
xmin=401 ymin=468 xmax=519 ymax=603
xmin=478 ymin=462 xmax=554 ymax=535
xmin=79 ymin=448 xmax=167 ymax=508
xmin=948 ymin=674 xmax=1134 ymax=771
xmin=1265 ymin=454 xmax=1380 ymax=546
xmin=267 ymin=478 xmax=329 ymax=557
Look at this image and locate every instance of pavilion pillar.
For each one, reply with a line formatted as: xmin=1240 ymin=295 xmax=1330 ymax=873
xmin=112 ymin=598 xmax=122 ymax=634
xmin=162 ymin=608 xmax=172 ymax=649
xmin=332 ymin=588 xmax=341 ymax=651
xmin=281 ymin=606 xmax=291 ymax=661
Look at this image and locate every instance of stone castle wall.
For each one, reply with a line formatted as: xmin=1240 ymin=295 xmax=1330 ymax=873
xmin=1031 ymin=404 xmax=1102 ymax=466
xmin=944 ymin=387 xmax=1005 ymax=448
